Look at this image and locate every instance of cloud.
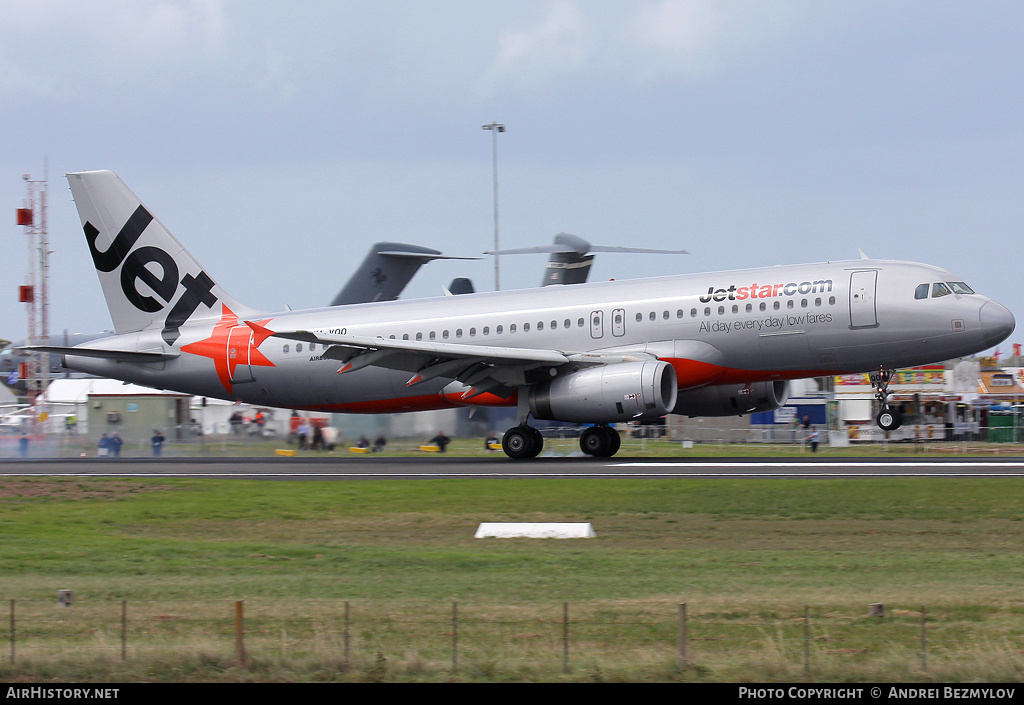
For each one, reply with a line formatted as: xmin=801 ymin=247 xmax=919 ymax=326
xmin=486 ymin=2 xmax=592 ymax=91
xmin=625 ymin=0 xmax=802 ymax=81
xmin=0 ymin=0 xmax=233 ymax=101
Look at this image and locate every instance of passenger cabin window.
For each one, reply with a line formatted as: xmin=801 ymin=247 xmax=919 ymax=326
xmin=932 ymin=282 xmax=952 ymax=298
xmin=915 ymin=284 xmax=929 ymax=300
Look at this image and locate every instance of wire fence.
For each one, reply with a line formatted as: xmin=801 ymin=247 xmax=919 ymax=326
xmin=4 ymin=425 xmax=1024 ymax=460
xmin=5 ymin=598 xmax=1022 ymax=677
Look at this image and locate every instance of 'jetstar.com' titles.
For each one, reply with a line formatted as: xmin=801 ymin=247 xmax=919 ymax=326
xmin=699 ymin=279 xmax=834 ymax=303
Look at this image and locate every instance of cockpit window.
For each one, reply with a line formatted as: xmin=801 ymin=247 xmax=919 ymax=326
xmin=932 ymin=282 xmax=952 ymax=298
xmin=948 ymin=281 xmax=974 ymax=295
xmin=914 ymin=284 xmax=929 ymax=300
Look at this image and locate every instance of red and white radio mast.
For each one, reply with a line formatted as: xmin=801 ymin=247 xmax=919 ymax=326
xmin=15 ymin=166 xmax=49 ymax=406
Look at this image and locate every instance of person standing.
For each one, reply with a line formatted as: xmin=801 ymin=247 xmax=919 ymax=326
xmin=109 ymin=432 xmax=123 ymax=458
xmin=151 ymin=429 xmax=165 ymax=457
xmin=429 ymin=431 xmax=451 ymax=452
xmin=808 ymin=425 xmax=819 ymax=453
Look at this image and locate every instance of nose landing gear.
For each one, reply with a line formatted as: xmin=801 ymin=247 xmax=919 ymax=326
xmin=872 ymin=367 xmax=902 ymax=431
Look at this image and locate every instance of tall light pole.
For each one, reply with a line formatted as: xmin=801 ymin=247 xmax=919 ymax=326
xmin=482 ymin=121 xmax=505 ymax=291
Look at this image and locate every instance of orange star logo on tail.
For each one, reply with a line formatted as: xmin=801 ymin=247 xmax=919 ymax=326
xmin=181 ymin=305 xmax=275 ymax=394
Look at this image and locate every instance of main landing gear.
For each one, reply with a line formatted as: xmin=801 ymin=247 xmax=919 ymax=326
xmin=872 ymin=367 xmax=902 ymax=432
xmin=501 ymin=425 xmax=544 ymax=460
xmin=579 ymin=425 xmax=620 ymax=458
xmin=501 ymin=424 xmax=622 ymax=459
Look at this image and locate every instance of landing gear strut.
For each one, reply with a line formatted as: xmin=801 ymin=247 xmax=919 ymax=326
xmin=579 ymin=425 xmax=621 ymax=458
xmin=872 ymin=367 xmax=902 ymax=431
xmin=501 ymin=425 xmax=544 ymax=459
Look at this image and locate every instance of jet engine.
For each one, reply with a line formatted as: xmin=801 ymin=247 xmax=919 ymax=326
xmin=528 ymin=360 xmax=678 ymax=423
xmin=672 ymin=380 xmax=790 ymax=417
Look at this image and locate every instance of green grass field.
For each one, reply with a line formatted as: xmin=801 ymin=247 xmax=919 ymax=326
xmin=1 ymin=474 xmax=1022 ymax=681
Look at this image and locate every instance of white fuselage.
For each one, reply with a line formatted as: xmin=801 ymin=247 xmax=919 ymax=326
xmin=65 ymin=258 xmax=1013 ymax=414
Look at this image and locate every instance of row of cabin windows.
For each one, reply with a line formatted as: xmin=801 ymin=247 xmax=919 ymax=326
xmin=280 ymin=318 xmax=588 ymax=352
xmin=635 ymin=296 xmax=838 ymax=322
xmin=396 ymin=317 xmax=590 ymax=342
xmin=278 ymin=297 xmax=843 ymax=352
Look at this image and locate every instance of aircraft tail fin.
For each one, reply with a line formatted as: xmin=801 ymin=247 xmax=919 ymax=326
xmin=67 ymin=170 xmax=257 ymax=345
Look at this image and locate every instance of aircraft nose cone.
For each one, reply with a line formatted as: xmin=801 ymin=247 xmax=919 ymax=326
xmin=979 ymin=300 xmax=1015 ymax=348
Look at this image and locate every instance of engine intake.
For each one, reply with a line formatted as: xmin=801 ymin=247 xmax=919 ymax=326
xmin=529 ymin=360 xmax=678 ymax=423
xmin=673 ymin=380 xmax=790 ymax=417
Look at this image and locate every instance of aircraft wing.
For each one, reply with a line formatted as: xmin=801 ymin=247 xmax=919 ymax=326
xmin=246 ymin=320 xmax=653 ymax=397
xmin=15 ymin=345 xmax=180 ymax=362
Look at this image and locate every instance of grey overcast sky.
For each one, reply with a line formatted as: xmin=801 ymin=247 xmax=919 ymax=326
xmin=1 ymin=0 xmax=1021 ymax=355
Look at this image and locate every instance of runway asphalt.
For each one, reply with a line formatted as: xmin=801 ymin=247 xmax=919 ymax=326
xmin=2 ymin=455 xmax=1024 ymax=479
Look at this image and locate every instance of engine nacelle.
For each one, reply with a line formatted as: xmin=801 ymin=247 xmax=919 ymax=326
xmin=672 ymin=380 xmax=790 ymax=417
xmin=528 ymin=360 xmax=678 ymax=423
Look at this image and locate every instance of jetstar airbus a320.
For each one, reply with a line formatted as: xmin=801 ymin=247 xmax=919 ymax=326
xmin=24 ymin=170 xmax=1015 ymax=459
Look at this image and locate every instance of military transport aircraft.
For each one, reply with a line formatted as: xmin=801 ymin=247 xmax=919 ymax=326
xmin=489 ymin=231 xmax=689 ymax=287
xmin=21 ymin=170 xmax=1015 ymax=459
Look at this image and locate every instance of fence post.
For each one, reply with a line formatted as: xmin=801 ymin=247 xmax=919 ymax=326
xmin=678 ymin=603 xmax=687 ymax=669
xmin=920 ymin=605 xmax=927 ymax=671
xmin=235 ymin=600 xmax=248 ymax=668
xmin=9 ymin=599 xmax=14 ymax=665
xmin=343 ymin=601 xmax=350 ymax=671
xmin=563 ymin=602 xmax=569 ymax=674
xmin=452 ymin=601 xmax=458 ymax=672
xmin=804 ymin=604 xmax=810 ymax=675
xmin=121 ymin=600 xmax=127 ymax=662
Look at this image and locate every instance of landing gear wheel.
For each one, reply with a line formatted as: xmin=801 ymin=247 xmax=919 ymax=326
xmin=871 ymin=367 xmax=901 ymax=431
xmin=580 ymin=426 xmax=620 ymax=458
xmin=877 ymin=408 xmax=902 ymax=432
xmin=502 ymin=426 xmax=544 ymax=459
xmin=526 ymin=426 xmax=544 ymax=455
xmin=607 ymin=427 xmax=621 ymax=456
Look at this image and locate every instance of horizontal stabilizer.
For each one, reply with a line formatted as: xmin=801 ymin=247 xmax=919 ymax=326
xmin=487 ymin=232 xmax=688 ymax=256
xmin=16 ymin=345 xmax=179 ymax=362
